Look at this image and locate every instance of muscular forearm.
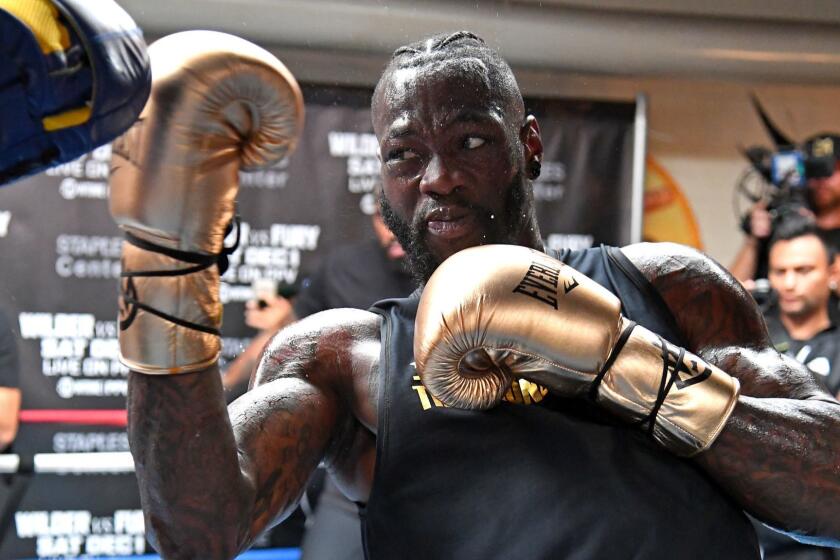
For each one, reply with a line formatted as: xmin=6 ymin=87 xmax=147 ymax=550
xmin=128 ymin=360 xmax=337 ymax=559
xmin=112 ymin=31 xmax=308 ymax=559
xmin=621 ymin=242 xmax=840 ymax=541
xmin=696 ymin=395 xmax=840 ymax=544
xmin=128 ymin=368 xmax=254 ymax=558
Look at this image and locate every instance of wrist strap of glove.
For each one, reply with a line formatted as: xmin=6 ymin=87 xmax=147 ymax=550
xmin=594 ymin=322 xmax=738 ymax=456
xmin=641 ymin=336 xmax=688 ymax=436
xmin=589 ymin=321 xmax=694 ymax=441
xmin=119 ymin=215 xmax=240 ymax=335
xmin=589 ymin=320 xmax=636 ymax=401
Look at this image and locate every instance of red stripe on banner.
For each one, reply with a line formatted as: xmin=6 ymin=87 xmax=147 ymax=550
xmin=19 ymin=409 xmax=127 ymax=427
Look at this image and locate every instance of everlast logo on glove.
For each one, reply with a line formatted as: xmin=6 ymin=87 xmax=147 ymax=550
xmin=512 ymin=258 xmax=579 ymax=309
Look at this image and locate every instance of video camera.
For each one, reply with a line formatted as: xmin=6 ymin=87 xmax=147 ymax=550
xmin=742 ymin=137 xmax=838 ymax=190
xmin=737 ymin=95 xmax=840 ymax=232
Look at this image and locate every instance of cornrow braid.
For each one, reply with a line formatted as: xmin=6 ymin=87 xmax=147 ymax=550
xmin=373 ymin=30 xmax=525 ymax=131
xmin=391 ymin=30 xmax=486 ymax=58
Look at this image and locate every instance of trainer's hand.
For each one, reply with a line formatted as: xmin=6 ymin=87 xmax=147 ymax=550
xmin=415 ymin=245 xmax=740 ymax=456
xmin=108 ymin=31 xmax=304 ymax=374
xmin=0 ymin=0 xmax=150 ymax=184
xmin=245 ymin=296 xmax=295 ymax=332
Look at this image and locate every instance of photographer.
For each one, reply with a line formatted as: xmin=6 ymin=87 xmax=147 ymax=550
xmin=730 ymin=133 xmax=840 ymax=285
xmin=221 ymin=207 xmax=413 ymax=395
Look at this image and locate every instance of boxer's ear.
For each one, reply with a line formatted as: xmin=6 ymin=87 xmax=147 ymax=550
xmin=520 ymin=116 xmax=543 ymax=164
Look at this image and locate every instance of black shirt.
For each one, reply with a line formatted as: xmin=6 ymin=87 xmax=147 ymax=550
xmin=364 ymin=246 xmax=759 ymax=560
xmin=764 ymin=311 xmax=840 ymax=395
xmin=293 ymin=239 xmax=415 ymax=319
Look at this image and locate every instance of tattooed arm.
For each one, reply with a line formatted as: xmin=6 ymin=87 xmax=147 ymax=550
xmin=622 ymin=242 xmax=840 ymax=544
xmin=128 ymin=309 xmax=379 ymax=559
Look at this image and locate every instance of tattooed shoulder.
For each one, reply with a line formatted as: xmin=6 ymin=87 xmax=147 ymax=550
xmin=620 ymin=242 xmax=769 ymax=352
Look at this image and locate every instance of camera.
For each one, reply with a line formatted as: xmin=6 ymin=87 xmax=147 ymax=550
xmin=766 ymin=143 xmax=836 ymax=189
xmin=252 ymin=278 xmax=278 ymax=309
xmin=738 ymin=134 xmax=840 ymax=235
xmin=737 ymin=96 xmax=840 ymax=236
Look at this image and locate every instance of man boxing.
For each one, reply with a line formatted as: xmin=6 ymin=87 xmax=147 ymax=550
xmin=115 ymin=31 xmax=840 ymax=559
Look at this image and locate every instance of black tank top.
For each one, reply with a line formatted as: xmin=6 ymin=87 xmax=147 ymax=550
xmin=362 ymin=246 xmax=759 ymax=560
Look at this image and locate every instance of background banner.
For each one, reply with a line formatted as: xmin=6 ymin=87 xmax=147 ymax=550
xmin=0 ymin=86 xmax=636 ymax=558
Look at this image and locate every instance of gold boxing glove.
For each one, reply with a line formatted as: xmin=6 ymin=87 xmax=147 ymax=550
xmin=108 ymin=31 xmax=304 ymax=374
xmin=415 ymin=244 xmax=740 ymax=457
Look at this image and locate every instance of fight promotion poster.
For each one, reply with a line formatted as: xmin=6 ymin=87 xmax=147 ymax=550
xmin=0 ymin=86 xmax=637 ymax=559
xmin=528 ymin=98 xmax=637 ymax=252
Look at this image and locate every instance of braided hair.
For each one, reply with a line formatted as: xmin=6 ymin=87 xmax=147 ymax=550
xmin=391 ymin=31 xmax=488 ymax=59
xmin=372 ymin=31 xmax=524 ymax=129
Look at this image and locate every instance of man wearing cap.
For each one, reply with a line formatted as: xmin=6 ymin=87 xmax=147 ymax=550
xmin=731 ymin=133 xmax=840 ymax=284
xmin=805 ymin=134 xmax=840 ymax=248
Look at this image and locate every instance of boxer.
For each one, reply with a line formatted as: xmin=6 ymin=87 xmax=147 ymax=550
xmin=118 ymin=31 xmax=840 ymax=559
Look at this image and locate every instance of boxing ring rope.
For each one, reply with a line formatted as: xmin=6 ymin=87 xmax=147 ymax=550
xmin=0 ymin=451 xmax=135 ymax=475
xmin=1 ymin=409 xmax=134 ymax=474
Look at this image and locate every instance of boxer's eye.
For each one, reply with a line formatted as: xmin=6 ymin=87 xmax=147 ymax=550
xmin=387 ymin=147 xmax=419 ymax=162
xmin=463 ymin=136 xmax=486 ymax=149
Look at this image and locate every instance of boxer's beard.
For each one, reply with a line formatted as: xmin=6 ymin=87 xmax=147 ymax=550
xmin=380 ymin=171 xmax=529 ymax=286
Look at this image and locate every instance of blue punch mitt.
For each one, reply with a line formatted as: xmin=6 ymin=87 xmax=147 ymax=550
xmin=0 ymin=0 xmax=150 ymax=185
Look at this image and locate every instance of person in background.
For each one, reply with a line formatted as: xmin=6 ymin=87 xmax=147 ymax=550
xmin=222 ymin=204 xmax=414 ymax=560
xmin=731 ymin=134 xmax=840 ymax=285
xmin=222 ymin=205 xmax=413 ymax=393
xmin=764 ymin=216 xmax=840 ymax=396
xmin=0 ymin=310 xmax=20 ymax=452
xmin=755 ymin=215 xmax=840 ymax=559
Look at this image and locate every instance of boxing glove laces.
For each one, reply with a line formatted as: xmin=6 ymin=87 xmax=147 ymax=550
xmin=108 ymin=31 xmax=304 ymax=375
